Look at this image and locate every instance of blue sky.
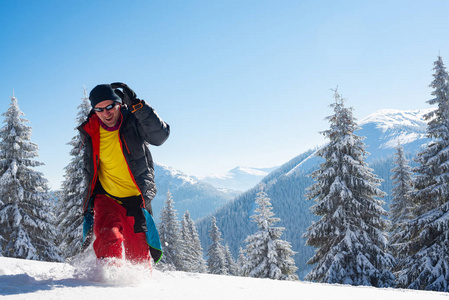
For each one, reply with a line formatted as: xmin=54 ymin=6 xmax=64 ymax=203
xmin=1 ymin=0 xmax=449 ymax=189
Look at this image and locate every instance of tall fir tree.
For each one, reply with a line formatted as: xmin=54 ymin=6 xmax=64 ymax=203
xmin=242 ymin=185 xmax=298 ymax=280
xmin=57 ymin=89 xmax=91 ymax=259
xmin=207 ymin=216 xmax=228 ymax=275
xmin=388 ymin=143 xmax=414 ymax=261
xmin=158 ymin=190 xmax=184 ymax=270
xmin=304 ymin=89 xmax=394 ymax=287
xmin=180 ymin=210 xmax=207 ymax=273
xmin=224 ymin=243 xmax=238 ymax=276
xmin=0 ymin=93 xmax=61 ymax=261
xmin=397 ymin=56 xmax=449 ymax=291
xmin=237 ymin=247 xmax=246 ymax=276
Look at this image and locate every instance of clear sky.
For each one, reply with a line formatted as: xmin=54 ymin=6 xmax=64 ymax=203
xmin=1 ymin=0 xmax=449 ymax=189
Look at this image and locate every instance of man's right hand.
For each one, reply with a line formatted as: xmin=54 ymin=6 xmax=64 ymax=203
xmin=111 ymin=82 xmax=141 ymax=107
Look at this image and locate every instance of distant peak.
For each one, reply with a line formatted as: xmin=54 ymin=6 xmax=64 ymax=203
xmin=359 ymin=108 xmax=432 ymax=133
xmin=231 ymin=166 xmax=271 ymax=176
xmin=360 ymin=108 xmax=432 ymax=124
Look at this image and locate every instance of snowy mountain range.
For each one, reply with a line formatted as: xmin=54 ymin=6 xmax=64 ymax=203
xmin=197 ymin=166 xmax=278 ymax=192
xmin=151 ymin=164 xmax=277 ymax=222
xmin=151 ymin=164 xmax=235 ymax=221
xmin=195 ymin=108 xmax=432 ymax=279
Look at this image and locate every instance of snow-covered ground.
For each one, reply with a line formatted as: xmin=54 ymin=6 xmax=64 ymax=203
xmin=0 ymin=257 xmax=448 ymax=300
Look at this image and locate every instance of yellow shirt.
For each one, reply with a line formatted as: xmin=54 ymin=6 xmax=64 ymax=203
xmin=98 ymin=125 xmax=141 ymax=198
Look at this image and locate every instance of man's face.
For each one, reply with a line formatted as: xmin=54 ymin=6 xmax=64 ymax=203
xmin=94 ymin=100 xmax=121 ymax=127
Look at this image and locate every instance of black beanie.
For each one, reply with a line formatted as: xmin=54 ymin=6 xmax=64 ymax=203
xmin=89 ymin=84 xmax=122 ymax=108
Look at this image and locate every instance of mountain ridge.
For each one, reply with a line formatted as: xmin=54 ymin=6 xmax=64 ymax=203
xmin=197 ymin=166 xmax=279 ymax=192
xmin=151 ymin=163 xmax=235 ymax=221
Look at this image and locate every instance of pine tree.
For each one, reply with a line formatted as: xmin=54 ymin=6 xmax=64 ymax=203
xmin=207 ymin=216 xmax=228 ymax=275
xmin=237 ymin=247 xmax=246 ymax=276
xmin=57 ymin=88 xmax=91 ymax=260
xmin=0 ymin=93 xmax=61 ymax=261
xmin=397 ymin=56 xmax=449 ymax=291
xmin=158 ymin=190 xmax=184 ymax=270
xmin=242 ymin=185 xmax=298 ymax=280
xmin=304 ymin=89 xmax=394 ymax=287
xmin=181 ymin=210 xmax=207 ymax=273
xmin=388 ymin=143 xmax=414 ymax=261
xmin=224 ymin=243 xmax=238 ymax=276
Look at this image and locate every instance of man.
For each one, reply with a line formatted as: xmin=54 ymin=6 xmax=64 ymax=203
xmin=79 ymin=82 xmax=169 ymax=265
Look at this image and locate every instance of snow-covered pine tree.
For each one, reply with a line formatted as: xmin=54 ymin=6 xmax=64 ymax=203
xmin=181 ymin=210 xmax=207 ymax=273
xmin=207 ymin=216 xmax=228 ymax=275
xmin=237 ymin=247 xmax=246 ymax=276
xmin=242 ymin=185 xmax=298 ymax=280
xmin=224 ymin=243 xmax=238 ymax=276
xmin=388 ymin=143 xmax=414 ymax=261
xmin=303 ymin=89 xmax=394 ymax=287
xmin=0 ymin=93 xmax=61 ymax=261
xmin=397 ymin=56 xmax=449 ymax=292
xmin=158 ymin=190 xmax=184 ymax=270
xmin=56 ymin=89 xmax=91 ymax=260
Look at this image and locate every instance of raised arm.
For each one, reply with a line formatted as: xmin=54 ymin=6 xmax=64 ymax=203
xmin=111 ymin=82 xmax=170 ymax=146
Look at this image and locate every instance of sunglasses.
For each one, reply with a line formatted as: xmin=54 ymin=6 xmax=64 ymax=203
xmin=93 ymin=102 xmax=119 ymax=112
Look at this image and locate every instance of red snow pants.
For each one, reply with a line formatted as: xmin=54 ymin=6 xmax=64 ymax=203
xmin=93 ymin=194 xmax=150 ymax=264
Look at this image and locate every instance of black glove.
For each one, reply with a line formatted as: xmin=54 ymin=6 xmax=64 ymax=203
xmin=111 ymin=82 xmax=141 ymax=107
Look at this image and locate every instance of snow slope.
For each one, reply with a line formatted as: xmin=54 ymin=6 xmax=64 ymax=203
xmin=357 ymin=108 xmax=431 ymax=158
xmin=0 ymin=257 xmax=447 ymax=300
